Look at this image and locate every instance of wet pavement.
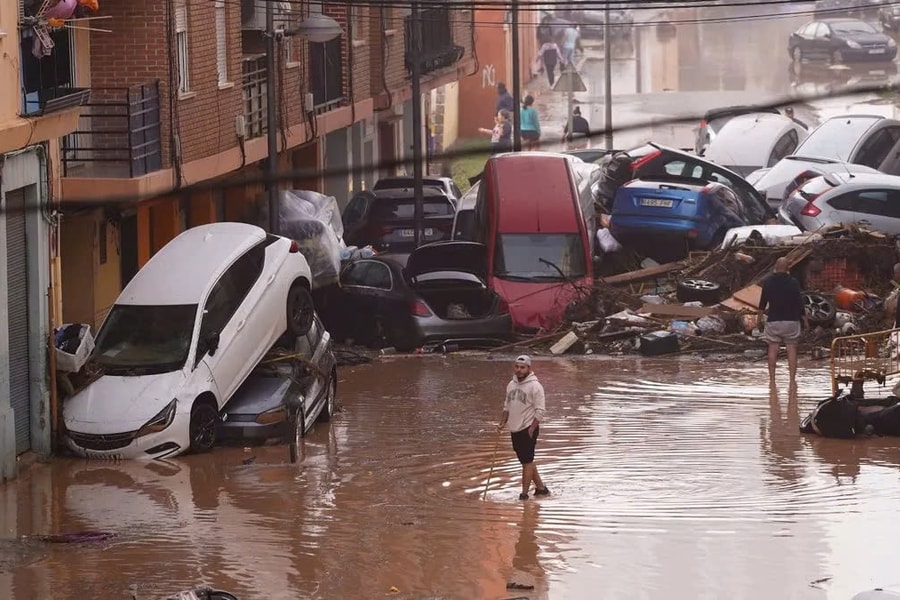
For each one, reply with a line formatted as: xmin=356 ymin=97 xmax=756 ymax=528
xmin=3 ymin=354 xmax=900 ymax=599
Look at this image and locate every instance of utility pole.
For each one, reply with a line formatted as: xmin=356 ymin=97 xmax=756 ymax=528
xmin=266 ymin=0 xmax=279 ymax=234
xmin=411 ymin=1 xmax=425 ymax=248
xmin=510 ymin=0 xmax=521 ymax=152
xmin=603 ymin=1 xmax=613 ymax=150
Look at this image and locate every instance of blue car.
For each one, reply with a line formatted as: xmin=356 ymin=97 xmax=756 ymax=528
xmin=609 ymin=177 xmax=757 ymax=261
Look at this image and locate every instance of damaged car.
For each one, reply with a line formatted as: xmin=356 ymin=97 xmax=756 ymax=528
xmin=319 ymin=241 xmax=512 ymax=351
xmin=63 ymin=223 xmax=315 ymax=460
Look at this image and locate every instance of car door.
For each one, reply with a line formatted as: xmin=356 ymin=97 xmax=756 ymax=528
xmin=339 ymin=260 xmax=399 ymax=342
xmin=358 ymin=260 xmax=408 ymax=332
xmin=854 ymin=127 xmax=900 ymax=168
xmin=300 ymin=317 xmax=335 ymax=423
xmin=197 ymin=244 xmax=265 ymax=404
xmin=848 ymin=189 xmax=900 ymax=233
xmin=815 ymin=22 xmax=833 ymax=58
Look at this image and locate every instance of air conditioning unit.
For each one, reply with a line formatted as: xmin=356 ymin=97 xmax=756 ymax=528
xmin=235 ymin=114 xmax=247 ymax=139
xmin=241 ymin=0 xmax=292 ymax=31
xmin=390 ymin=104 xmax=404 ymax=118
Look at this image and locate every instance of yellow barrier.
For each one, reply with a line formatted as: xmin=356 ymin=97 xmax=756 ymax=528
xmin=829 ymin=327 xmax=900 ymax=395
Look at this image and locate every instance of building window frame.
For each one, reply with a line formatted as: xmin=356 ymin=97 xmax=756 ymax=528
xmin=214 ymin=0 xmax=231 ymax=87
xmin=175 ymin=0 xmax=191 ymax=96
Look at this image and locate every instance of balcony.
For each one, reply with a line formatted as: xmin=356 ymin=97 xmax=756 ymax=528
xmin=309 ymin=38 xmax=344 ymax=112
xmin=61 ymin=82 xmax=163 ymax=178
xmin=404 ymin=8 xmax=465 ymax=76
xmin=242 ymin=54 xmax=268 ymax=139
xmin=20 ymin=27 xmax=92 ymax=116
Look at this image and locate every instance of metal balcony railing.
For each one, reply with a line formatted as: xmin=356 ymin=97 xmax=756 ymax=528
xmin=242 ymin=54 xmax=268 ymax=139
xmin=61 ymin=81 xmax=163 ymax=178
xmin=404 ymin=8 xmax=465 ymax=76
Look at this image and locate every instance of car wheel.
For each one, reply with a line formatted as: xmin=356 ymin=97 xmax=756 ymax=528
xmin=189 ymin=402 xmax=218 ymax=454
xmin=286 ymin=283 xmax=314 ymax=336
xmin=389 ymin=322 xmax=418 ymax=353
xmin=831 ymin=49 xmax=843 ymax=65
xmin=316 ymin=369 xmax=337 ymax=424
xmin=289 ymin=406 xmax=304 ymax=463
xmin=803 ymin=292 xmax=837 ymax=326
xmin=792 ymin=46 xmax=802 ymax=62
xmin=676 ymin=278 xmax=722 ymax=305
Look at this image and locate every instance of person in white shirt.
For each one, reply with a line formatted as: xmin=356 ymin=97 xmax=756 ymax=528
xmin=498 ymin=355 xmax=550 ymax=500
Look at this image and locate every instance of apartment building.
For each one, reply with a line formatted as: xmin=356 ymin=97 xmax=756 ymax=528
xmin=0 ymin=0 xmax=474 ymax=476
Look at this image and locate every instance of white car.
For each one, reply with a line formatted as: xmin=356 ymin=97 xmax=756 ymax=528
xmin=704 ymin=113 xmax=808 ymax=177
xmin=64 ymin=222 xmax=315 ymax=460
xmin=748 ymin=156 xmax=881 ymax=209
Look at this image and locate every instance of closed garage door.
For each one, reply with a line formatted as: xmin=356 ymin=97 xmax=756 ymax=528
xmin=6 ymin=189 xmax=31 ymax=454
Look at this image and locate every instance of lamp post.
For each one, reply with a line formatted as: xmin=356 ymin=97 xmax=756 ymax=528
xmin=265 ymin=7 xmax=343 ymax=235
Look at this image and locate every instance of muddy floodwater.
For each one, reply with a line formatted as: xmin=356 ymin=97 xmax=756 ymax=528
xmin=3 ymin=355 xmax=900 ymax=599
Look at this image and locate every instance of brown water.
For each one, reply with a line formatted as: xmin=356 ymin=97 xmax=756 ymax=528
xmin=2 ymin=354 xmax=900 ymax=599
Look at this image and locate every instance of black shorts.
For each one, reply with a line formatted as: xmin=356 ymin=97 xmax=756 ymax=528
xmin=521 ymin=131 xmax=540 ymax=142
xmin=511 ymin=426 xmax=540 ymax=465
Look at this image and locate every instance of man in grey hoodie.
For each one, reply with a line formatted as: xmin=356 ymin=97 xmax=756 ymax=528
xmin=498 ymin=355 xmax=550 ymax=500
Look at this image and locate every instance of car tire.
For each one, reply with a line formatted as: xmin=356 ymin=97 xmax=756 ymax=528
xmin=286 ymin=282 xmax=314 ymax=337
xmin=792 ymin=46 xmax=802 ymax=62
xmin=289 ymin=406 xmax=304 ymax=463
xmin=389 ymin=321 xmax=418 ymax=353
xmin=189 ymin=401 xmax=218 ymax=454
xmin=676 ymin=278 xmax=722 ymax=305
xmin=803 ymin=292 xmax=837 ymax=326
xmin=831 ymin=49 xmax=843 ymax=65
xmin=316 ymin=369 xmax=337 ymax=424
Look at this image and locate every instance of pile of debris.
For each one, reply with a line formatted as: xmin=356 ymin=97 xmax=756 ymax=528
xmin=504 ymin=226 xmax=900 ymax=359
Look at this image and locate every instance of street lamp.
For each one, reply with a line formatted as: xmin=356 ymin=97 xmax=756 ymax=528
xmin=266 ymin=10 xmax=343 ymax=235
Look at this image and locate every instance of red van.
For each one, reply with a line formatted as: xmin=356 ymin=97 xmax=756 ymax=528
xmin=475 ymin=153 xmax=595 ymax=331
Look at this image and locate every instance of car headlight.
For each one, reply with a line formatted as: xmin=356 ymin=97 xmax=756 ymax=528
xmin=256 ymin=405 xmax=288 ymax=425
xmin=889 ymin=38 xmax=897 ymax=47
xmin=846 ymin=40 xmax=862 ymax=49
xmin=136 ymin=399 xmax=177 ymax=438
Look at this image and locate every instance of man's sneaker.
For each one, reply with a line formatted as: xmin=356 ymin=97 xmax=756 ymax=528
xmin=534 ymin=487 xmax=551 ymax=496
xmin=519 ymin=493 xmax=529 ymax=500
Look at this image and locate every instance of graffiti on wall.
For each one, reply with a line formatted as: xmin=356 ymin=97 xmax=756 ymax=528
xmin=482 ymin=64 xmax=496 ymax=88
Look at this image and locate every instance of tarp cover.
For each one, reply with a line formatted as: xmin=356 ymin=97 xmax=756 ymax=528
xmin=273 ymin=190 xmax=345 ymax=289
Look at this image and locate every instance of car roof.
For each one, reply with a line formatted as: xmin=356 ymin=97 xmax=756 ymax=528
xmin=368 ymin=187 xmax=450 ymax=200
xmin=705 ymin=114 xmax=801 ymax=163
xmin=375 ymin=176 xmax=453 ymax=187
xmin=623 ymin=178 xmax=708 ymax=191
xmin=703 ymin=105 xmax=779 ymax=122
xmin=117 ymin=222 xmax=266 ymax=305
xmin=829 ymin=172 xmax=900 ymax=186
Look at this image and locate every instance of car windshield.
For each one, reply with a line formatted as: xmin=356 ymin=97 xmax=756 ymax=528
xmin=371 ymin=199 xmax=454 ymax=221
xmin=796 ymin=118 xmax=878 ymax=160
xmin=832 ymin=21 xmax=876 ymax=35
xmin=494 ymin=234 xmax=587 ymax=281
xmin=92 ymin=304 xmax=197 ymax=374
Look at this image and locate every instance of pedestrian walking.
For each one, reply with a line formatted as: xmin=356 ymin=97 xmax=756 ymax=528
xmin=562 ymin=25 xmax=579 ymax=67
xmin=758 ymin=257 xmax=806 ymax=391
xmin=536 ymin=40 xmax=563 ymax=86
xmin=520 ymin=95 xmax=541 ymax=151
xmin=784 ymin=107 xmax=808 ymax=130
xmin=479 ymin=110 xmax=512 ymax=154
xmin=563 ymin=106 xmax=591 ymax=149
xmin=497 ymin=355 xmax=549 ymax=500
xmin=496 ymin=82 xmax=514 ymax=114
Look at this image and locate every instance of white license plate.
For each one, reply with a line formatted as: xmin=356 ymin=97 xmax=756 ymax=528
xmin=640 ymin=198 xmax=674 ymax=208
xmin=869 ymin=48 xmax=886 ymax=54
xmin=399 ymin=228 xmax=434 ymax=237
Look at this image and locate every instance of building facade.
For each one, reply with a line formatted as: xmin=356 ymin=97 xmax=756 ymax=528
xmin=1 ymin=0 xmax=475 ymax=478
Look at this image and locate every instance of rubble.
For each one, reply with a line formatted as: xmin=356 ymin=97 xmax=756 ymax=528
xmin=502 ymin=225 xmax=900 ymax=358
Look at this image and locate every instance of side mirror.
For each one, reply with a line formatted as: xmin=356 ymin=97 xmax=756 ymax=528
xmin=206 ymin=331 xmax=220 ymax=356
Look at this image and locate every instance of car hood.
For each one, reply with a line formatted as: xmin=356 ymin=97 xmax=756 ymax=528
xmin=842 ymin=31 xmax=890 ymax=45
xmin=64 ymin=370 xmax=186 ymax=433
xmin=490 ymin=277 xmax=588 ymax=331
xmin=406 ymin=241 xmax=488 ymax=279
xmin=222 ymin=375 xmax=295 ymax=415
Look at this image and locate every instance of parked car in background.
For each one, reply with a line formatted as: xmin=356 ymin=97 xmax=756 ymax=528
xmin=319 ymin=242 xmax=512 ymax=351
xmin=789 ymin=19 xmax=897 ymax=64
xmin=749 ymin=156 xmax=882 ymax=209
xmin=610 ymin=178 xmax=763 ymax=262
xmin=599 ymin=142 xmax=772 ymax=222
xmin=373 ymin=175 xmax=463 ymax=202
xmin=704 ymin=113 xmax=808 ymax=176
xmin=477 ymin=153 xmax=595 ymax=332
xmin=777 ymin=172 xmax=900 ymax=234
xmin=788 ymin=60 xmax=898 ymax=97
xmin=342 ymin=187 xmax=456 ymax=253
xmin=694 ymin=105 xmax=780 ymax=155
xmin=555 ymin=7 xmax=633 ymax=40
xmin=880 ymin=3 xmax=900 ymax=30
xmin=218 ymin=315 xmax=337 ymax=445
xmin=452 ymin=182 xmax=478 ymax=241
xmin=64 ymin=223 xmax=315 ymax=460
xmin=751 ymin=114 xmax=900 ymax=205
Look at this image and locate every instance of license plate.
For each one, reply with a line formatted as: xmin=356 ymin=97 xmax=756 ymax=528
xmin=399 ymin=228 xmax=434 ymax=237
xmin=869 ymin=48 xmax=886 ymax=54
xmin=84 ymin=451 xmax=122 ymax=460
xmin=640 ymin=198 xmax=674 ymax=208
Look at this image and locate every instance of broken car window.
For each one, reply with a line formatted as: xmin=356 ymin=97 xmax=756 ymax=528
xmin=93 ymin=304 xmax=197 ymax=373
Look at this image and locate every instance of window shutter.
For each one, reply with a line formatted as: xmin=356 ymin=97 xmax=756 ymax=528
xmin=215 ymin=0 xmax=227 ymax=83
xmin=175 ymin=0 xmax=187 ymax=32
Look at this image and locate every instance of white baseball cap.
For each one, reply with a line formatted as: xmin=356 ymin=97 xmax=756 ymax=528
xmin=515 ymin=355 xmax=532 ymax=367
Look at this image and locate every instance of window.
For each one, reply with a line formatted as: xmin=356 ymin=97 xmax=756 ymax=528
xmin=370 ymin=198 xmax=454 ymax=221
xmin=494 ymin=234 xmax=587 ymax=280
xmin=343 ymin=193 xmax=372 ymax=228
xmin=350 ymin=4 xmax=364 ymax=40
xmin=828 ymin=193 xmax=858 ymax=212
xmin=768 ymin=131 xmax=800 ymax=167
xmin=855 ymin=127 xmax=900 ymax=168
xmin=341 ymin=260 xmax=391 ymax=289
xmin=852 ymin=190 xmax=900 ymax=219
xmin=175 ymin=0 xmax=190 ymax=94
xmin=215 ymin=0 xmax=228 ymax=85
xmin=93 ymin=304 xmax=198 ymax=373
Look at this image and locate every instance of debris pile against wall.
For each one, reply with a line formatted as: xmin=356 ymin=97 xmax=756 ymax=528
xmin=498 ymin=226 xmax=900 ymax=359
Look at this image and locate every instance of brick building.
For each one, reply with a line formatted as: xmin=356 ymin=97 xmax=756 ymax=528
xmin=0 ymin=0 xmax=474 ymax=475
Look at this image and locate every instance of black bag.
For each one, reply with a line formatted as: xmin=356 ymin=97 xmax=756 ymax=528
xmin=800 ymin=392 xmax=860 ymax=438
xmin=862 ymin=397 xmax=900 ymax=436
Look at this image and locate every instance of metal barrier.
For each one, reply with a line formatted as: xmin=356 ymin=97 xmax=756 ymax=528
xmin=829 ymin=327 xmax=900 ymax=395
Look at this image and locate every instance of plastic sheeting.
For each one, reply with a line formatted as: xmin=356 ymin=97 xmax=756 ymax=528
xmin=267 ymin=190 xmax=345 ymax=289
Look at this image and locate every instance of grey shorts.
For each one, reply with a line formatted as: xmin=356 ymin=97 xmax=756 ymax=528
xmin=764 ymin=320 xmax=802 ymax=345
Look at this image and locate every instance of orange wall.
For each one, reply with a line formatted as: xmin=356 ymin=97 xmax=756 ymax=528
xmin=458 ymin=9 xmax=538 ymax=139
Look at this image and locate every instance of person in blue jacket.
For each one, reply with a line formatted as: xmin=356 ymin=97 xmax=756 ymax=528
xmin=520 ymin=95 xmax=541 ymax=150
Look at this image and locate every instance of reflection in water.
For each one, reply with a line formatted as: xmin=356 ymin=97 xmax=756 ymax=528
xmin=3 ymin=356 xmax=900 ymax=598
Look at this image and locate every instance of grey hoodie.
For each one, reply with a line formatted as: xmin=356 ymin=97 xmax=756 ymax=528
xmin=504 ymin=372 xmax=546 ymax=433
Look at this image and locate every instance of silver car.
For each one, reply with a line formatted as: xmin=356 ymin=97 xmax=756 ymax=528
xmin=777 ymin=171 xmax=900 ymax=233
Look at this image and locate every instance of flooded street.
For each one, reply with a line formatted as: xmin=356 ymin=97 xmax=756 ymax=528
xmin=4 ymin=355 xmax=900 ymax=598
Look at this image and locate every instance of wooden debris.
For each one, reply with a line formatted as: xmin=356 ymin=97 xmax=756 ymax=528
xmin=550 ymin=331 xmax=580 ymax=354
xmin=639 ymin=303 xmax=714 ymax=318
xmin=600 ymin=260 xmax=687 ymax=285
